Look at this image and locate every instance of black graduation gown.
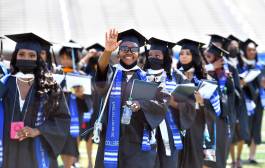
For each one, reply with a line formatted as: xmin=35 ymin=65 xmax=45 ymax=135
xmin=204 ymin=71 xmax=235 ymax=168
xmin=61 ymin=93 xmax=91 ymax=157
xmin=94 ymin=65 xmax=167 ymax=168
xmin=229 ymin=65 xmax=250 ymax=143
xmin=175 ymin=72 xmax=216 ymax=168
xmin=1 ymin=76 xmax=70 ymax=168
xmin=240 ymin=64 xmax=265 ymax=145
xmin=153 ymin=70 xmax=196 ymax=168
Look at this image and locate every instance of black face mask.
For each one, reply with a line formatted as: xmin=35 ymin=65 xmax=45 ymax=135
xmin=16 ymin=60 xmax=37 ymax=74
xmin=89 ymin=56 xmax=99 ymax=66
xmin=229 ymin=48 xmax=239 ymax=58
xmin=181 ymin=62 xmax=193 ymax=71
xmin=148 ymin=58 xmax=164 ymax=70
xmin=120 ymin=60 xmax=138 ymax=70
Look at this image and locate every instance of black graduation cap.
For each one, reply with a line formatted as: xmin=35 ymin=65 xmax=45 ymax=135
xmin=118 ymin=29 xmax=147 ymax=47
xmin=207 ymin=43 xmax=229 ymax=57
xmin=5 ymin=33 xmax=51 ymax=53
xmin=243 ymin=38 xmax=258 ymax=49
xmin=86 ymin=43 xmax=105 ymax=52
xmin=227 ymin=35 xmax=242 ymax=43
xmin=208 ymin=34 xmax=230 ymax=46
xmin=149 ymin=37 xmax=176 ymax=53
xmin=176 ymin=39 xmax=205 ymax=55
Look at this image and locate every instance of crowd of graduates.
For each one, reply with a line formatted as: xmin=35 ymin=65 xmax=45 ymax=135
xmin=0 ymin=28 xmax=264 ymax=168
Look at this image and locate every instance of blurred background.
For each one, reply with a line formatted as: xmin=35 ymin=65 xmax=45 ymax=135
xmin=1 ymin=0 xmax=265 ymax=167
xmin=1 ymin=0 xmax=265 ymax=59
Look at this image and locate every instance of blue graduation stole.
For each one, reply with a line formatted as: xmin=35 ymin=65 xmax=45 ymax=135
xmin=69 ymin=94 xmax=80 ymax=137
xmin=137 ymin=71 xmax=152 ymax=152
xmin=104 ymin=70 xmax=122 ymax=168
xmin=83 ymin=107 xmax=93 ymax=123
xmin=0 ymin=74 xmax=10 ymax=167
xmin=260 ymin=88 xmax=265 ymax=109
xmin=0 ymin=62 xmax=8 ymax=77
xmin=245 ymin=97 xmax=256 ymax=116
xmin=193 ymin=76 xmax=221 ymax=117
xmin=35 ymin=97 xmax=50 ymax=168
xmin=141 ymin=126 xmax=151 ymax=151
xmin=165 ymin=77 xmax=183 ymax=150
xmin=104 ymin=69 xmax=148 ymax=168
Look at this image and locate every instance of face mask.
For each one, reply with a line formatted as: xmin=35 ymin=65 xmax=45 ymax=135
xmin=89 ymin=56 xmax=99 ymax=65
xmin=229 ymin=48 xmax=239 ymax=58
xmin=16 ymin=60 xmax=37 ymax=74
xmin=148 ymin=57 xmax=164 ymax=70
xmin=181 ymin=62 xmax=194 ymax=71
xmin=119 ymin=60 xmax=138 ymax=70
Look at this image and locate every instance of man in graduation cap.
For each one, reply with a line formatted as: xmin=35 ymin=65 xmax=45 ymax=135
xmin=203 ymin=43 xmax=237 ymax=168
xmin=93 ymin=28 xmax=167 ymax=168
xmin=143 ymin=37 xmax=196 ymax=168
xmin=0 ymin=33 xmax=70 ymax=168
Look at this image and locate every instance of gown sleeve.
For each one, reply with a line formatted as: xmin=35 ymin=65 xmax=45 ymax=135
xmin=138 ymin=99 xmax=167 ymax=129
xmin=170 ymin=96 xmax=196 ymax=130
xmin=95 ymin=65 xmax=115 ymax=95
xmin=0 ymin=81 xmax=6 ymax=98
xmin=37 ymin=89 xmax=71 ymax=158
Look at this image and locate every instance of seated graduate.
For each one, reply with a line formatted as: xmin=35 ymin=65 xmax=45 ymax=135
xmin=93 ymin=28 xmax=167 ymax=168
xmin=0 ymin=33 xmax=70 ymax=168
xmin=143 ymin=37 xmax=196 ymax=168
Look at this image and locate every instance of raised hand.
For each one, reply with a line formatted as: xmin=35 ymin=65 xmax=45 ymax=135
xmin=104 ymin=28 xmax=122 ymax=52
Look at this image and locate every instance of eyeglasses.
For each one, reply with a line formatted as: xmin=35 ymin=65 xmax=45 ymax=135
xmin=119 ymin=46 xmax=139 ymax=53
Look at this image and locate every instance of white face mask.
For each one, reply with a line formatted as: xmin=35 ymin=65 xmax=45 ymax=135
xmin=13 ymin=72 xmax=34 ymax=79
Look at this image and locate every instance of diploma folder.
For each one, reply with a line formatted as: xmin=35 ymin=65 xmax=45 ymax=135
xmin=53 ymin=73 xmax=92 ymax=95
xmin=130 ymin=79 xmax=159 ymax=100
xmin=171 ymin=83 xmax=197 ymax=97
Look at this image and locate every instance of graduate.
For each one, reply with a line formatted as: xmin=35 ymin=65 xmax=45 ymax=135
xmin=203 ymin=43 xmax=236 ymax=168
xmin=57 ymin=42 xmax=91 ymax=168
xmin=176 ymin=39 xmax=219 ymax=168
xmin=143 ymin=37 xmax=196 ymax=168
xmin=225 ymin=35 xmax=249 ymax=168
xmin=0 ymin=33 xmax=70 ymax=168
xmin=78 ymin=43 xmax=105 ymax=168
xmin=39 ymin=40 xmax=56 ymax=72
xmin=237 ymin=39 xmax=264 ymax=164
xmin=79 ymin=43 xmax=105 ymax=76
xmin=93 ymin=28 xmax=167 ymax=168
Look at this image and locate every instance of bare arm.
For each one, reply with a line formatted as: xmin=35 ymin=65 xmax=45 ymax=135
xmin=98 ymin=28 xmax=122 ymax=72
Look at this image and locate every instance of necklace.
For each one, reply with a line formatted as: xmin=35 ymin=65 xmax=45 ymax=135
xmin=17 ymin=77 xmax=34 ymax=83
